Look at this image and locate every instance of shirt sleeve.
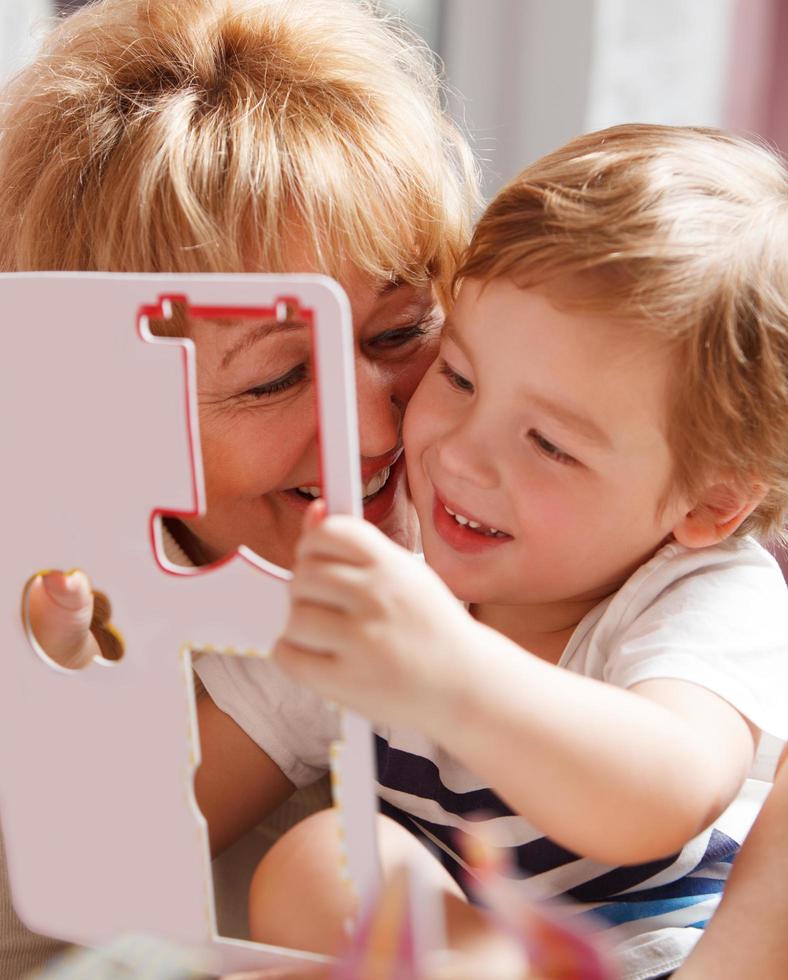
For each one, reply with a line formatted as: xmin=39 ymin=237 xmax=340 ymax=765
xmin=194 ymin=652 xmax=339 ymax=788
xmin=602 ymin=539 xmax=788 ymax=746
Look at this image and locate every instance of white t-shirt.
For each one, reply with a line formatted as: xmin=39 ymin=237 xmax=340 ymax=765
xmin=195 ymin=535 xmax=788 ymax=979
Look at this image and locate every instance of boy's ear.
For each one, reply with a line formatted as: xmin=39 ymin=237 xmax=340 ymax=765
xmin=672 ymin=481 xmax=767 ymax=549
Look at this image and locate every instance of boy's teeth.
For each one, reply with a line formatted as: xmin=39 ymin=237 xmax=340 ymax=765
xmin=443 ymin=504 xmax=505 ymax=538
xmin=297 ymin=486 xmax=321 ymax=498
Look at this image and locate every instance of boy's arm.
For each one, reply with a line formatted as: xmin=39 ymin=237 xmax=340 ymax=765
xmin=673 ymin=747 xmax=788 ymax=979
xmin=429 ymin=636 xmax=756 ymax=864
xmin=275 ymin=510 xmax=757 ymax=866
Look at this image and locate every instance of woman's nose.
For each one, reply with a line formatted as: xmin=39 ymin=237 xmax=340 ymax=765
xmin=354 ymin=365 xmax=402 ymax=459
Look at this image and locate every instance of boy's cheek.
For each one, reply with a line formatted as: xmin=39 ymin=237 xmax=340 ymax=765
xmin=403 ymin=382 xmax=448 ymax=457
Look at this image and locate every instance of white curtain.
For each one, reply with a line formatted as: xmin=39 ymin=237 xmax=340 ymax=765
xmin=439 ymin=0 xmax=739 ymax=199
xmin=0 ymin=0 xmax=54 ymax=87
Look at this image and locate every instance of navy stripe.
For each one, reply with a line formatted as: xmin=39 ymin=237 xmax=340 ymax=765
xmin=568 ymin=828 xmax=738 ymax=903
xmin=376 ymin=736 xmax=506 ymax=815
xmin=514 ymin=835 xmax=581 ymax=875
xmin=379 ymin=797 xmax=583 ymax=886
xmin=691 ymin=828 xmax=739 ymax=869
xmin=377 ymin=737 xmax=581 ymax=873
xmin=568 ymin=851 xmax=681 ymax=902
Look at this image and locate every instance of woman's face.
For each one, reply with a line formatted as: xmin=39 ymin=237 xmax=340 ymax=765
xmin=180 ymin=261 xmax=443 ymax=569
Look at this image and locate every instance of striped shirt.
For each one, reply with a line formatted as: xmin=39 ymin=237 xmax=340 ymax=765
xmin=369 ymin=538 xmax=788 ymax=979
xmin=374 ymin=727 xmax=745 ymax=980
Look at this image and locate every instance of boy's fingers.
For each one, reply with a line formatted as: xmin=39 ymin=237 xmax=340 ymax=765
xmin=283 ymin=603 xmax=349 ymax=653
xmin=290 ymin=561 xmax=369 ymax=612
xmin=272 ymin=637 xmax=338 ymax=689
xmin=302 ymin=498 xmax=327 ymax=531
xmin=296 ymin=514 xmax=395 ymax=566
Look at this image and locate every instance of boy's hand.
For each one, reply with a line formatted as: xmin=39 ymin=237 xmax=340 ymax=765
xmin=273 ymin=501 xmax=476 ymax=734
xmin=26 ymin=570 xmax=100 ymax=669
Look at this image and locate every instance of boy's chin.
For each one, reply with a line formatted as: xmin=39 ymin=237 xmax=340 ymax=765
xmin=419 ymin=546 xmax=475 ymax=600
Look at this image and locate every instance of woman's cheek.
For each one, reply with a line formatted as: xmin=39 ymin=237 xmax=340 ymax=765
xmin=200 ymin=411 xmax=301 ymax=500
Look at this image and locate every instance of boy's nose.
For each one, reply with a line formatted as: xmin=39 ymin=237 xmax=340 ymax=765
xmin=436 ymin=422 xmax=498 ymax=490
xmin=354 ymin=365 xmax=402 ymax=459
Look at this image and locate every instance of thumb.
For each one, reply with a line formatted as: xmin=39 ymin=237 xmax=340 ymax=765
xmin=27 ymin=570 xmax=99 ymax=668
xmin=41 ymin=569 xmax=93 ymax=613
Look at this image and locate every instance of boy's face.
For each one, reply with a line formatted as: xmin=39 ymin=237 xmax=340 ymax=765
xmin=404 ymin=278 xmax=690 ymax=608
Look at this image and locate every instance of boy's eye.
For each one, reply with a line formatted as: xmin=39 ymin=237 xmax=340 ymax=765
xmin=528 ymin=429 xmax=576 ymax=465
xmin=241 ymin=363 xmax=307 ymax=399
xmin=438 ymin=359 xmax=474 ymax=393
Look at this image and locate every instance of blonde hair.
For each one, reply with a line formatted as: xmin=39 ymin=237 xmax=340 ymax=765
xmin=458 ymin=124 xmax=788 ymax=542
xmin=0 ymin=0 xmax=478 ymax=303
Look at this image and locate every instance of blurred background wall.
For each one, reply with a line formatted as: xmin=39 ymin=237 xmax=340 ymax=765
xmin=0 ymin=0 xmax=52 ymax=87
xmin=381 ymin=0 xmax=787 ymax=199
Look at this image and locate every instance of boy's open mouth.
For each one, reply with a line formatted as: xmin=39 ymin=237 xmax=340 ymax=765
xmin=442 ymin=503 xmax=509 ymax=538
xmin=431 ymin=492 xmax=514 ymax=553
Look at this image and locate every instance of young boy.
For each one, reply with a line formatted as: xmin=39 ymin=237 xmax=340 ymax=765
xmin=249 ymin=124 xmax=788 ymax=979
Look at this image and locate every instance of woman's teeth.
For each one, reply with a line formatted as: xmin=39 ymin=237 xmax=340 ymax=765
xmin=296 ymin=465 xmax=391 ymax=501
xmin=444 ymin=504 xmax=506 ymax=538
xmin=362 ymin=465 xmax=390 ymax=498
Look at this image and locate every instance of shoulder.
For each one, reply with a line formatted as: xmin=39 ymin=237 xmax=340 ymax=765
xmin=608 ymin=536 xmax=786 ymax=629
xmin=575 ymin=538 xmax=788 ymax=739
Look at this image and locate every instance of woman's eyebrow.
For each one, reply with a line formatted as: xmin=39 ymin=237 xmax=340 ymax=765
xmin=378 ymin=275 xmax=407 ymax=296
xmin=219 ymin=318 xmax=309 ymax=370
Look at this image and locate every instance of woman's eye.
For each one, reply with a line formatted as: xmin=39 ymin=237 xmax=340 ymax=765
xmin=241 ymin=363 xmax=307 ymax=399
xmin=369 ymin=323 xmax=430 ymax=350
xmin=438 ymin=359 xmax=474 ymax=393
xmin=528 ymin=429 xmax=576 ymax=465
xmin=369 ymin=308 xmax=443 ymax=352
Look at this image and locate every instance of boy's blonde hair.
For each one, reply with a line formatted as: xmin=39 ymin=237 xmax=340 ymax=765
xmin=459 ymin=124 xmax=788 ymax=542
xmin=0 ymin=0 xmax=478 ymax=303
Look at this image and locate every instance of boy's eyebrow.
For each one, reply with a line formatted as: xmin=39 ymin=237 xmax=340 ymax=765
xmin=219 ymin=318 xmax=309 ymax=369
xmin=525 ymin=393 xmax=613 ymax=449
xmin=442 ymin=320 xmax=612 ymax=449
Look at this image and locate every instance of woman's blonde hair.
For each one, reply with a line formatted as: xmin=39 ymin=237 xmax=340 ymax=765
xmin=458 ymin=124 xmax=788 ymax=542
xmin=0 ymin=0 xmax=478 ymax=303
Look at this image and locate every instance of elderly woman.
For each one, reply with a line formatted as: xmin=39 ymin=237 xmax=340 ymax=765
xmin=0 ymin=0 xmax=478 ymax=972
